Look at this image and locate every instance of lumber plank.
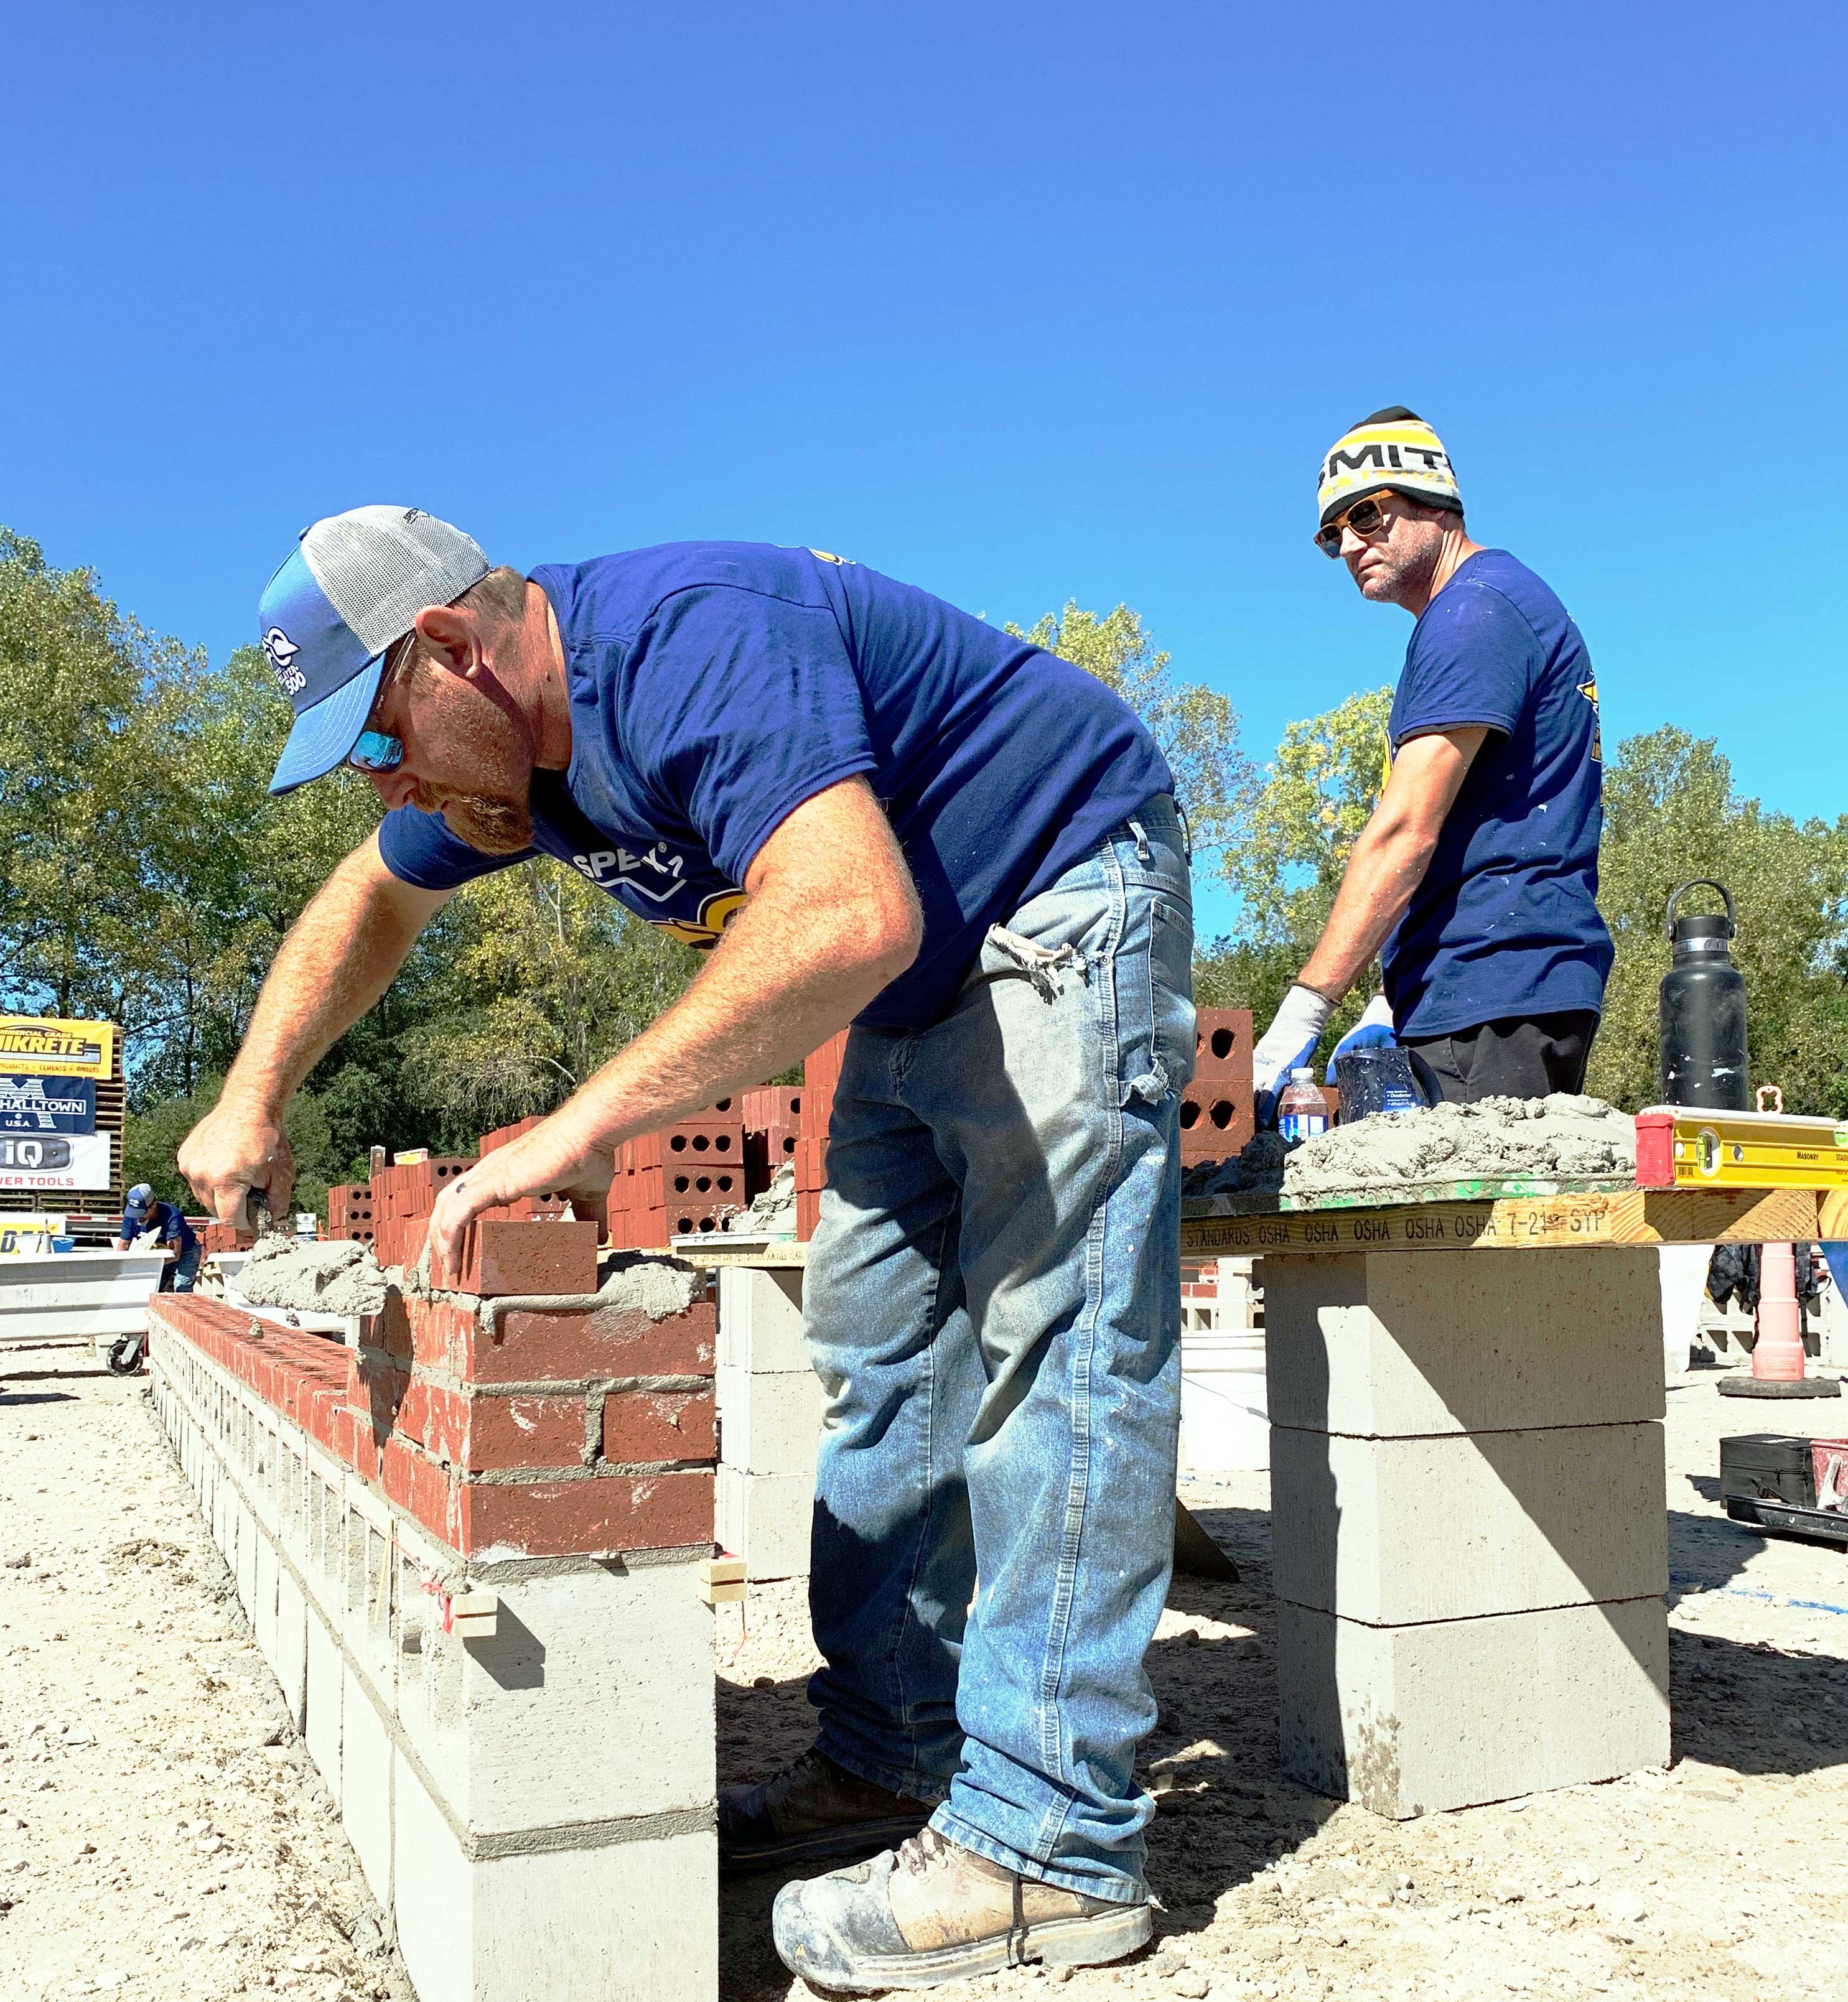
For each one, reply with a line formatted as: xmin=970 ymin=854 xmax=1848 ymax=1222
xmin=1180 ymin=1185 xmax=1819 ymax=1258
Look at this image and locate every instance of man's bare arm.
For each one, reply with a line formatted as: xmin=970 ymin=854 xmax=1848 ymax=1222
xmin=178 ymin=832 xmax=450 ymax=1221
xmin=426 ymin=776 xmax=921 ymax=1281
xmin=1297 ymin=727 xmax=1488 ymax=1003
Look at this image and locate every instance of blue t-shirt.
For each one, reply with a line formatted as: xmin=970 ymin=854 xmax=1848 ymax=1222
xmin=122 ymin=1200 xmax=197 ymax=1253
xmin=377 ymin=543 xmax=1174 ymax=1029
xmin=1383 ymin=549 xmax=1612 ymax=1039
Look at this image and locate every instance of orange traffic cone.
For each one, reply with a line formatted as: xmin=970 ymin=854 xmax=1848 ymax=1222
xmin=1718 ymin=1242 xmax=1842 ymax=1401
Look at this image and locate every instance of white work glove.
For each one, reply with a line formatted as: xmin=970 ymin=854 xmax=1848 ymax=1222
xmin=1253 ymin=984 xmax=1337 ymax=1129
xmin=1323 ymin=992 xmax=1397 ymax=1086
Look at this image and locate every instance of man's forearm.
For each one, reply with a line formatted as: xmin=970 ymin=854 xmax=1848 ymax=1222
xmin=1298 ymin=822 xmax=1437 ymax=1003
xmin=224 ymin=841 xmax=442 ymax=1114
xmin=505 ymin=880 xmax=912 ymax=1191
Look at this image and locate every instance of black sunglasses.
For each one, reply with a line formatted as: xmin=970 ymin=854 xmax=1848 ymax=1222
xmin=1314 ymin=493 xmax=1398 ymax=559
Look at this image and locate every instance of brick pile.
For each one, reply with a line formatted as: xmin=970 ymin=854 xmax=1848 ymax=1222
xmin=198 ymin=1218 xmax=254 ymax=1255
xmin=367 ymin=1155 xmax=476 ymax=1269
xmin=1180 ymin=1006 xmax=1255 ymax=1166
xmin=795 ymin=1032 xmax=847 ymax=1241
xmin=608 ymin=1099 xmax=748 ymax=1249
xmin=146 ymin=1215 xmax=716 ymax=1562
xmin=742 ymin=1086 xmax=802 ymax=1190
xmin=324 ymin=1183 xmax=374 ymax=1247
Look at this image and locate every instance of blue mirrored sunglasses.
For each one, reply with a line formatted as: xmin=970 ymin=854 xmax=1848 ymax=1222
xmin=348 ymin=729 xmax=404 ymax=774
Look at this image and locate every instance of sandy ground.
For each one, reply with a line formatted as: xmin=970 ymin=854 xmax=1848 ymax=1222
xmin=2 ymin=1341 xmax=1846 ymax=2002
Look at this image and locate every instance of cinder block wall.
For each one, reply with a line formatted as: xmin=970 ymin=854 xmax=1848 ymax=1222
xmin=145 ymin=1232 xmax=721 ymax=2002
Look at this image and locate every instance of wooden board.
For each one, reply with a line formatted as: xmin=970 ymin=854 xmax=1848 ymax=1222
xmin=1181 ymin=1185 xmax=1819 ymax=1259
xmin=674 ymin=1237 xmax=809 ymax=1270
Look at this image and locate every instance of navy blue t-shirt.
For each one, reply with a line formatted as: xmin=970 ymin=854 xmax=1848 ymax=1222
xmin=1383 ymin=549 xmax=1612 ymax=1039
xmin=376 ymin=544 xmax=1174 ymax=1029
xmin=122 ymin=1200 xmax=197 ymax=1254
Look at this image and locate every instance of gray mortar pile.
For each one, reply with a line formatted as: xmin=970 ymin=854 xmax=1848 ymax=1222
xmin=1282 ymin=1093 xmax=1635 ymax=1202
xmin=235 ymin=1235 xmax=391 ymax=1316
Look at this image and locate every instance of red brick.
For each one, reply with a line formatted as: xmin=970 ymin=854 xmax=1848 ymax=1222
xmin=462 ymin=1299 xmax=716 ymax=1384
xmin=1193 ymin=1007 xmax=1254 ymax=1083
xmin=380 ymin=1436 xmax=420 ymax=1514
xmin=461 ymin=1392 xmax=587 ymax=1471
xmin=406 ymin=1452 xmax=455 ymax=1546
xmin=458 ymin=1219 xmax=599 ymax=1298
xmin=406 ymin=1296 xmax=472 ymax=1372
xmin=598 ymin=1388 xmax=715 ymax=1466
xmin=455 ymin=1469 xmax=714 ymax=1558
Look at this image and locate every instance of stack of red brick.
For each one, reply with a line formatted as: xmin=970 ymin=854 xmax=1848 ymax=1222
xmin=1180 ymin=1007 xmax=1256 ymax=1166
xmin=607 ymin=1099 xmax=749 ymax=1249
xmin=368 ymin=1156 xmax=475 ymax=1269
xmin=197 ymin=1218 xmax=254 ymax=1255
xmin=325 ymin=1183 xmax=374 ymax=1248
xmin=146 ymin=1216 xmax=716 ymax=1561
xmin=742 ymin=1086 xmax=802 ymax=1191
xmin=794 ymin=1031 xmax=846 ymax=1241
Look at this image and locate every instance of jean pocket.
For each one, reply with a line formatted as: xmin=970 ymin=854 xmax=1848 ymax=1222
xmin=1150 ymin=896 xmax=1197 ymax=1094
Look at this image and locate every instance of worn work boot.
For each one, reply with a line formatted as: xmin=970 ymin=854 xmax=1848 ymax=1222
xmin=772 ymin=1825 xmax=1152 ymax=1991
xmin=719 ymin=1746 xmax=931 ymax=1873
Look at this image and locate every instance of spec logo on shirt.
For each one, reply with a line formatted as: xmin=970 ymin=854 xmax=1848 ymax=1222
xmin=1579 ymin=679 xmax=1602 ymax=762
xmin=568 ymin=845 xmax=747 ymax=947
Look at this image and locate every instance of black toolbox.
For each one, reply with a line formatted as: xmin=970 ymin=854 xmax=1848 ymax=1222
xmin=1720 ymin=1433 xmax=1818 ymax=1509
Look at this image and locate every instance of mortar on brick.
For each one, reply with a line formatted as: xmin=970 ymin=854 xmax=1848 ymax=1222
xmin=236 ymin=1234 xmax=391 ymax=1315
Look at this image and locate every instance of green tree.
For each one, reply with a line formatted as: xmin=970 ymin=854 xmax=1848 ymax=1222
xmin=396 ymin=859 xmax=702 ymax=1138
xmin=1199 ymin=687 xmax=1394 ymax=1033
xmin=1007 ymin=602 xmax=1248 ymax=859
xmin=1589 ymin=727 xmax=1848 ymax=1114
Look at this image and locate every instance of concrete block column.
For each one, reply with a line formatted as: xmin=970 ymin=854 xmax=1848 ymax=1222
xmin=714 ymin=1265 xmax=824 ymax=1580
xmin=1264 ymin=1247 xmax=1670 ymax=1818
xmin=144 ymin=1239 xmax=721 ymax=2002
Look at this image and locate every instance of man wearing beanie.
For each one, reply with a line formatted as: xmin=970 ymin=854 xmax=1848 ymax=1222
xmin=1250 ymin=407 xmax=1612 ymax=1114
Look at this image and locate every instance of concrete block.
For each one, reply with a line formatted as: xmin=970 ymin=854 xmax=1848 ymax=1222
xmin=1658 ymin=1244 xmax=1710 ymax=1376
xmin=393 ymin=1744 xmax=717 ymax=2002
xmin=1264 ymin=1249 xmax=1665 ymax=1438
xmin=253 ymin=1530 xmax=280 ymax=1674
xmin=717 ymin=1265 xmax=808 ymax=1373
xmin=304 ymin=1609 xmax=343 ymax=1803
xmin=1179 ymin=1330 xmax=1268 ymax=1473
xmin=274 ymin=1567 xmax=309 ymax=1730
xmin=341 ymin=1660 xmax=394 ymax=1905
xmin=234 ymin=1494 xmax=259 ymax=1623
xmin=716 ymin=1465 xmax=812 ymax=1580
xmin=394 ymin=1558 xmax=716 ymax=1836
xmin=1278 ymin=1595 xmax=1669 ymax=1818
xmin=1271 ymin=1422 xmax=1667 ymax=1624
xmin=716 ymin=1363 xmax=826 ymax=1477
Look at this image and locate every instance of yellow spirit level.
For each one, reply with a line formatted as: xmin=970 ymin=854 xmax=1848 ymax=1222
xmin=1635 ymin=1106 xmax=1848 ymax=1191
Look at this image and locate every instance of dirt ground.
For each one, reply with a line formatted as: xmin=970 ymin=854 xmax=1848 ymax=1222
xmin=3 ymin=1341 xmax=1846 ymax=2002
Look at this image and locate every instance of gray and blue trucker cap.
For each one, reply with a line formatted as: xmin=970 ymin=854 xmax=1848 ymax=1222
xmin=258 ymin=506 xmax=490 ymax=795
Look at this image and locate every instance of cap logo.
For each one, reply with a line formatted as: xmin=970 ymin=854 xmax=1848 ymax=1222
xmin=263 ymin=626 xmax=307 ymax=697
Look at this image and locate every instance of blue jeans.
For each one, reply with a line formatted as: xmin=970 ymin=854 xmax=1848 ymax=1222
xmin=804 ymin=795 xmax=1194 ymax=1903
xmin=161 ymin=1241 xmax=203 ymax=1293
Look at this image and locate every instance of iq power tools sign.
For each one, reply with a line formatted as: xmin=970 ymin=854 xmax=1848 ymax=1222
xmin=0 ymin=1018 xmax=114 ymax=1190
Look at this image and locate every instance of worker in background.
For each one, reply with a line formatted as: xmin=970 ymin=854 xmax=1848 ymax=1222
xmin=177 ymin=508 xmax=1191 ymax=1988
xmin=1251 ymin=408 xmax=1612 ymax=1117
xmin=116 ymin=1181 xmax=202 ymax=1293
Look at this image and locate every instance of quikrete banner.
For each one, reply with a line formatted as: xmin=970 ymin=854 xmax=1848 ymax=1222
xmin=0 ymin=1129 xmax=112 ymax=1190
xmin=0 ymin=1075 xmax=96 ymax=1135
xmin=0 ymin=1016 xmax=116 ymax=1080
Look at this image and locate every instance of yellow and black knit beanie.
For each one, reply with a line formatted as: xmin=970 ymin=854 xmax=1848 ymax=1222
xmin=1317 ymin=406 xmax=1462 ymax=527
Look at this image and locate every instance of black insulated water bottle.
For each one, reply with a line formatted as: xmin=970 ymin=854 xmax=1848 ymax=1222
xmin=1659 ymin=878 xmax=1748 ymax=1109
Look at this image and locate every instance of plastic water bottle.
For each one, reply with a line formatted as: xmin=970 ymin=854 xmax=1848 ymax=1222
xmin=1278 ymin=1068 xmax=1329 ymax=1144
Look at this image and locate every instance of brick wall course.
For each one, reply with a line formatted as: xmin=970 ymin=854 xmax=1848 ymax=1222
xmin=146 ymin=1227 xmax=719 ymax=1564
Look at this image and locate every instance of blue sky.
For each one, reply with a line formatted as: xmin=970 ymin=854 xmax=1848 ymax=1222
xmin=4 ymin=4 xmax=1841 ymax=938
